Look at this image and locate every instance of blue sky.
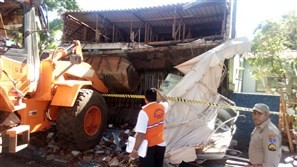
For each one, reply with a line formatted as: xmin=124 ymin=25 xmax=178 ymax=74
xmin=75 ymin=0 xmax=297 ymax=38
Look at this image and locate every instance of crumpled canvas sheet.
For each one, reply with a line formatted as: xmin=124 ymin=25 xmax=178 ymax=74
xmin=164 ymin=37 xmax=251 ymax=164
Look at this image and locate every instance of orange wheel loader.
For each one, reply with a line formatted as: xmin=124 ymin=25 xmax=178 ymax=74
xmin=0 ymin=0 xmax=109 ymax=153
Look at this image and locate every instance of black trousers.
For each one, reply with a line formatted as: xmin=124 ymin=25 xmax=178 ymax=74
xmin=139 ymin=145 xmax=166 ymax=167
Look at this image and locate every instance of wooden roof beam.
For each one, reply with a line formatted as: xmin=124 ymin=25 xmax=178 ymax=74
xmin=91 ymin=13 xmax=129 ymax=41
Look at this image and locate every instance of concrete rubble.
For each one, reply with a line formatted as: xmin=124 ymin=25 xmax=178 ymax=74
xmin=12 ymin=124 xmax=140 ymax=167
xmin=2 ymin=123 xmax=296 ymax=167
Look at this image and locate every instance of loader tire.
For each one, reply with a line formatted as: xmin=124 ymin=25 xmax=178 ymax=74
xmin=56 ymin=89 xmax=107 ymax=151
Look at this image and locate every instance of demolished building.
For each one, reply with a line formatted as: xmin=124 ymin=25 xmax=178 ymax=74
xmin=61 ymin=0 xmax=251 ymax=165
xmin=61 ymin=0 xmax=237 ymax=124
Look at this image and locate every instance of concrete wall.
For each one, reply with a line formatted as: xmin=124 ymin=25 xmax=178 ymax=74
xmin=229 ymin=92 xmax=280 ymax=151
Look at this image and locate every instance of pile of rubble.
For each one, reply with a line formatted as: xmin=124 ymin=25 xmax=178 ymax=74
xmin=19 ymin=124 xmax=139 ymax=167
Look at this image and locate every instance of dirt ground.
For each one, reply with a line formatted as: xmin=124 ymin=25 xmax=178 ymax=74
xmin=1 ymin=150 xmax=296 ymax=167
xmin=0 ymin=128 xmax=296 ymax=167
xmin=0 ymin=153 xmax=48 ymax=167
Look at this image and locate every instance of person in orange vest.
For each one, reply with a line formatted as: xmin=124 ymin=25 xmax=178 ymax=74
xmin=129 ymin=88 xmax=169 ymax=167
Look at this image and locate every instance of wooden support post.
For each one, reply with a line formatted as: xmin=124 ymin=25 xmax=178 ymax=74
xmin=130 ymin=21 xmax=134 ymax=42
xmin=139 ymin=28 xmax=141 ymax=43
xmin=182 ymin=23 xmax=186 ymax=40
xmin=116 ymin=28 xmax=118 ymax=42
xmin=95 ymin=14 xmax=100 ymax=43
xmin=150 ymin=28 xmax=152 ymax=42
xmin=112 ymin=24 xmax=115 ymax=42
xmin=186 ymin=28 xmax=191 ymax=39
xmin=0 ymin=14 xmax=7 ymax=38
xmin=221 ymin=0 xmax=228 ymax=39
xmin=279 ymin=89 xmax=295 ymax=153
xmin=145 ymin=23 xmax=148 ymax=42
xmin=83 ymin=27 xmax=88 ymax=41
xmin=172 ymin=7 xmax=177 ymax=40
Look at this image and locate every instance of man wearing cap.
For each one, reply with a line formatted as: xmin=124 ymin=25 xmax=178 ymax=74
xmin=248 ymin=103 xmax=282 ymax=167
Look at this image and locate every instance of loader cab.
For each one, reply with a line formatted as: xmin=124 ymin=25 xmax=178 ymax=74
xmin=0 ymin=0 xmax=48 ymax=94
xmin=0 ymin=1 xmax=24 ymax=52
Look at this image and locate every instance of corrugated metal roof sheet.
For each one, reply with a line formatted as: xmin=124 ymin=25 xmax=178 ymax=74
xmin=62 ymin=0 xmax=230 ymax=43
xmin=66 ymin=3 xmax=188 ymax=12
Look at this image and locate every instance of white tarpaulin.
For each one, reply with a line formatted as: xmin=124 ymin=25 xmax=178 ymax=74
xmin=164 ymin=37 xmax=251 ymax=164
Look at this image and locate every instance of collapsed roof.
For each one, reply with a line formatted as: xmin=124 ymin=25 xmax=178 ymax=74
xmin=61 ymin=0 xmax=237 ymax=88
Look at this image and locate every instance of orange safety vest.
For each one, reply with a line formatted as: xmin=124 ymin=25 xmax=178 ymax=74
xmin=143 ymin=102 xmax=165 ymax=147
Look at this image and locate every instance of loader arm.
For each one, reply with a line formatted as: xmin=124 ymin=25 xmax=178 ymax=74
xmin=56 ymin=61 xmax=108 ymax=93
xmin=1 ymin=0 xmax=109 ymax=154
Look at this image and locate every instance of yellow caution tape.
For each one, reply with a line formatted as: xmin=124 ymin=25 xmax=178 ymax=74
xmin=102 ymin=94 xmax=144 ymax=99
xmin=102 ymin=94 xmax=297 ymax=118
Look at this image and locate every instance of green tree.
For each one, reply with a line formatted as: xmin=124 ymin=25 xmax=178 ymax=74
xmin=246 ymin=11 xmax=297 ymax=104
xmin=44 ymin=0 xmax=79 ymax=13
xmin=39 ymin=0 xmax=80 ymax=50
xmin=39 ymin=19 xmax=63 ymax=50
xmin=282 ymin=12 xmax=297 ymax=50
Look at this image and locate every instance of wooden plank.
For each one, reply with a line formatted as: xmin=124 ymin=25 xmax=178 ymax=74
xmin=81 ymin=42 xmax=219 ymax=55
xmin=83 ymin=26 xmax=88 ymax=41
xmin=279 ymin=89 xmax=295 ymax=153
xmin=95 ymin=14 xmax=100 ymax=43
xmin=6 ymin=125 xmax=30 ymax=153
xmin=172 ymin=7 xmax=176 ymax=40
xmin=81 ymin=43 xmax=129 ymax=50
xmin=0 ymin=13 xmax=7 ymax=38
xmin=112 ymin=24 xmax=115 ymax=42
xmin=182 ymin=23 xmax=186 ymax=40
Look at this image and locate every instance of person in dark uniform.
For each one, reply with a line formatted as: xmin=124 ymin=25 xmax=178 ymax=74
xmin=248 ymin=103 xmax=282 ymax=167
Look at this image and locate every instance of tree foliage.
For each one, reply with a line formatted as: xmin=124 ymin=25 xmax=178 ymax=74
xmin=246 ymin=11 xmax=297 ymax=103
xmin=39 ymin=0 xmax=79 ymax=51
xmin=39 ymin=19 xmax=63 ymax=50
xmin=44 ymin=0 xmax=79 ymax=13
xmin=282 ymin=13 xmax=297 ymax=50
